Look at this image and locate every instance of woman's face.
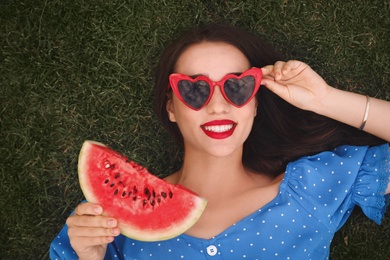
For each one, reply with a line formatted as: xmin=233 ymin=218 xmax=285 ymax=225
xmin=166 ymin=41 xmax=257 ymax=157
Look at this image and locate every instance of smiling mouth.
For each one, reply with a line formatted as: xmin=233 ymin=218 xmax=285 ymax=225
xmin=200 ymin=120 xmax=237 ymax=139
xmin=203 ymin=124 xmax=234 ymax=133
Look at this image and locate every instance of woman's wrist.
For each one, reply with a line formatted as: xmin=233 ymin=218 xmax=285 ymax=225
xmin=314 ymin=87 xmax=368 ymax=129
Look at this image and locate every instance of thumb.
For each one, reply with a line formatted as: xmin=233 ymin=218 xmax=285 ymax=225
xmin=262 ymin=78 xmax=290 ymax=100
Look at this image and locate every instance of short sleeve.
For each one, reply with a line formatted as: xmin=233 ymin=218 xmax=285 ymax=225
xmin=351 ymin=143 xmax=390 ymax=224
xmin=282 ymin=144 xmax=390 ymax=232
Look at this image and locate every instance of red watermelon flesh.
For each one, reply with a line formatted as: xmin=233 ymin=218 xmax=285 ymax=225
xmin=78 ymin=140 xmax=207 ymax=241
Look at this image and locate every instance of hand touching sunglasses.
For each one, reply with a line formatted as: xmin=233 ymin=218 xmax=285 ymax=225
xmin=169 ymin=67 xmax=262 ymax=110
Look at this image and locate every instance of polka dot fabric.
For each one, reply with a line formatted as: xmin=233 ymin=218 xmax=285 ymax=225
xmin=50 ymin=144 xmax=390 ymax=260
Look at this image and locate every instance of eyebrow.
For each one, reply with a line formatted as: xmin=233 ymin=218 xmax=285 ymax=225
xmin=188 ymin=72 xmax=243 ymax=79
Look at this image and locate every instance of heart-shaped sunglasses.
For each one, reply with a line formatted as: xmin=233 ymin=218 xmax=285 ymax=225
xmin=169 ymin=67 xmax=262 ymax=110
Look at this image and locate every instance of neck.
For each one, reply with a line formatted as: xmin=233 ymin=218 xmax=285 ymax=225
xmin=167 ymin=148 xmax=264 ymax=200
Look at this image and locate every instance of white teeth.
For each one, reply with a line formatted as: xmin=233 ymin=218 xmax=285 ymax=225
xmin=204 ymin=124 xmax=234 ymax=133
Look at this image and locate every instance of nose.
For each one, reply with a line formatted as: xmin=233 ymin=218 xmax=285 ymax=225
xmin=205 ymin=85 xmax=230 ymax=114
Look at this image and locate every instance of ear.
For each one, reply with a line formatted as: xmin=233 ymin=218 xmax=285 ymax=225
xmin=166 ymin=99 xmax=177 ymax=122
xmin=254 ymin=99 xmax=258 ymax=117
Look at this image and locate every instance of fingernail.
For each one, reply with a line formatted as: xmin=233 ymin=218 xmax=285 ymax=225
xmin=93 ymin=206 xmax=102 ymax=214
xmin=111 ymin=228 xmax=120 ymax=235
xmin=108 ymin=219 xmax=116 ymax=227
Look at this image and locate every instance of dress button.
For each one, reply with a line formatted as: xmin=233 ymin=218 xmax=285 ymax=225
xmin=206 ymin=245 xmax=218 ymax=256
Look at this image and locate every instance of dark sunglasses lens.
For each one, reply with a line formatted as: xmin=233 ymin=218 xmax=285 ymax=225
xmin=223 ymin=76 xmax=255 ymax=106
xmin=178 ymin=80 xmax=211 ymax=109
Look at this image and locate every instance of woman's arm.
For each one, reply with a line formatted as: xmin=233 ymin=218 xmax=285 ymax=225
xmin=319 ymin=90 xmax=390 ymax=143
xmin=262 ymin=60 xmax=390 ymax=195
xmin=261 ymin=60 xmax=390 ymax=142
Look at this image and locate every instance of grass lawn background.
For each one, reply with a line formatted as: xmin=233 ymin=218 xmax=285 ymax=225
xmin=1 ymin=0 xmax=389 ymax=259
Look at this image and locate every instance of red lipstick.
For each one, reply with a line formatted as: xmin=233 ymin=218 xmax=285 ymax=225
xmin=200 ymin=120 xmax=237 ymax=139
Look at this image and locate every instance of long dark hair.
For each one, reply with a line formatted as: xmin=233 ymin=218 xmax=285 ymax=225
xmin=153 ymin=23 xmax=384 ymax=176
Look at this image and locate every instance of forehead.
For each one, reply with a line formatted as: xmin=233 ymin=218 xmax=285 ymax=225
xmin=174 ymin=42 xmax=250 ymax=80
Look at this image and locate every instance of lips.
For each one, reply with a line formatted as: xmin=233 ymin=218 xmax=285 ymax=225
xmin=201 ymin=120 xmax=237 ymax=139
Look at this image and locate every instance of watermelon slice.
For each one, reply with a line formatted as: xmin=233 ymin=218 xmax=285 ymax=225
xmin=78 ymin=140 xmax=207 ymax=241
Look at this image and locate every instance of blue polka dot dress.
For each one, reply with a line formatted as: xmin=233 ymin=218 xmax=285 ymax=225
xmin=50 ymin=144 xmax=390 ymax=260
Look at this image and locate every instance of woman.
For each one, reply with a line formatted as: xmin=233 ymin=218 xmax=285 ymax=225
xmin=51 ymin=24 xmax=390 ymax=259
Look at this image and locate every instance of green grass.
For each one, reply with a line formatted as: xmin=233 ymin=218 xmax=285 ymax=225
xmin=1 ymin=0 xmax=389 ymax=259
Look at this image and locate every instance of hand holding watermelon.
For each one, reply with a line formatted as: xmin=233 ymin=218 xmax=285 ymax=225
xmin=77 ymin=141 xmax=207 ymax=242
xmin=66 ymin=202 xmax=120 ymax=260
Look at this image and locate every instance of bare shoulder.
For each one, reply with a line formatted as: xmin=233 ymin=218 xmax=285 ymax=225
xmin=248 ymin=170 xmax=284 ymax=189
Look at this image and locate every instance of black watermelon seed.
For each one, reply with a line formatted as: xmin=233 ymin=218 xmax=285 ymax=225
xmin=169 ymin=191 xmax=173 ymax=198
xmin=145 ymin=188 xmax=151 ymax=200
xmin=114 ymin=189 xmax=119 ymax=195
xmin=150 ymin=199 xmax=155 ymax=207
xmin=128 ymin=191 xmax=132 ymax=197
xmin=114 ymin=173 xmax=120 ymax=179
xmin=143 ymin=199 xmax=147 ymax=206
xmin=110 ymin=183 xmax=115 ymax=188
xmin=161 ymin=192 xmax=167 ymax=198
xmin=104 ymin=179 xmax=109 ymax=184
xmin=133 ymin=196 xmax=137 ymax=201
xmin=122 ymin=191 xmax=126 ymax=197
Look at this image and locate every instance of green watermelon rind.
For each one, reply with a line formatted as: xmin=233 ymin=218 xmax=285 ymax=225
xmin=78 ymin=140 xmax=208 ymax=242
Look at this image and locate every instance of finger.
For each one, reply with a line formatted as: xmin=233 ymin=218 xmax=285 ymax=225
xmin=261 ymin=78 xmax=290 ymax=101
xmin=67 ymin=214 xmax=118 ymax=229
xmin=272 ymin=61 xmax=287 ymax=81
xmin=68 ymin=224 xmax=120 ymax=238
xmin=261 ymin=65 xmax=275 ymax=77
xmin=280 ymin=60 xmax=307 ymax=79
xmin=75 ymin=202 xmax=103 ymax=216
xmin=280 ymin=60 xmax=295 ymax=76
xmin=70 ymin=233 xmax=115 ymax=249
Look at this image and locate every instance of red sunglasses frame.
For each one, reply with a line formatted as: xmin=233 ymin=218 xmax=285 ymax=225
xmin=168 ymin=67 xmax=262 ymax=110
